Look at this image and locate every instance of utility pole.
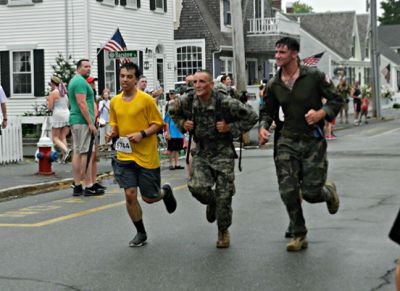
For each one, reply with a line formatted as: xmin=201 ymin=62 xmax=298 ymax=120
xmin=370 ymin=0 xmax=382 ymax=118
xmin=231 ymin=0 xmax=247 ymax=93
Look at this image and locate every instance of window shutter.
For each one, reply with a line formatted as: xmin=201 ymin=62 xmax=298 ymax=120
xmin=97 ymin=49 xmax=105 ymax=97
xmin=150 ymin=0 xmax=155 ymax=10
xmin=115 ymin=0 xmax=119 ymax=5
xmin=0 ymin=51 xmax=10 ymax=97
xmin=32 ymin=0 xmax=43 ymax=3
xmin=115 ymin=62 xmax=120 ymax=93
xmin=120 ymin=0 xmax=126 ymax=5
xmin=33 ymin=49 xmax=45 ymax=97
xmin=139 ymin=50 xmax=143 ymax=71
xmin=0 ymin=0 xmax=8 ymax=5
xmin=137 ymin=0 xmax=140 ymax=8
xmin=163 ymin=0 xmax=167 ymax=12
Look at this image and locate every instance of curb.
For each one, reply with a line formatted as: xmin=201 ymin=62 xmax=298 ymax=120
xmin=0 ymin=171 xmax=114 ymax=201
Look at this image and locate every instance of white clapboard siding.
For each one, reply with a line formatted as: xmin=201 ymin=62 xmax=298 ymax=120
xmin=0 ymin=117 xmax=23 ymax=164
xmin=0 ymin=0 xmax=176 ymax=116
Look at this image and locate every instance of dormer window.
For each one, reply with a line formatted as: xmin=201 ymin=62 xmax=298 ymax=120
xmin=351 ymin=35 xmax=356 ymax=58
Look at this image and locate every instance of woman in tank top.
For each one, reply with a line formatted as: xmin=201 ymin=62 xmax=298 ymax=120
xmin=47 ymin=76 xmax=72 ymax=163
xmin=351 ymin=80 xmax=362 ymax=125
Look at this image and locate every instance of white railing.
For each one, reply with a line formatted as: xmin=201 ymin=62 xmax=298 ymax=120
xmin=0 ymin=117 xmax=23 ymax=164
xmin=248 ymin=17 xmax=300 ymax=35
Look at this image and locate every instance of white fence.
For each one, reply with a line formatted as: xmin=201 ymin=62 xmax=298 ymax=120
xmin=0 ymin=117 xmax=23 ymax=164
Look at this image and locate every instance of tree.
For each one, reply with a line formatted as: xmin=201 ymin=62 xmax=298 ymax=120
xmin=51 ymin=53 xmax=76 ymax=85
xmin=379 ymin=0 xmax=400 ymax=25
xmin=292 ymin=1 xmax=314 ymax=13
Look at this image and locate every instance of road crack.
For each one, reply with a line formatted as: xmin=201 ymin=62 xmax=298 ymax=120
xmin=0 ymin=275 xmax=82 ymax=290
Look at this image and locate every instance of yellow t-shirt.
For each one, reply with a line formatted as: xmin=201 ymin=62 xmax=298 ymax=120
xmin=109 ymin=90 xmax=163 ymax=169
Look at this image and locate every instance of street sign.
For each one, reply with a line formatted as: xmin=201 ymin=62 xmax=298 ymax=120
xmin=108 ymin=50 xmax=137 ymax=59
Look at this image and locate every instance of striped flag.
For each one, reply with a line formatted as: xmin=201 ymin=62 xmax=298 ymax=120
xmin=302 ymin=52 xmax=324 ymax=67
xmin=104 ymin=29 xmax=129 ymax=63
xmin=381 ymin=63 xmax=391 ymax=83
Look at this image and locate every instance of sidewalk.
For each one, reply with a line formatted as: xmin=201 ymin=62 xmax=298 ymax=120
xmin=1 ymin=106 xmax=400 ymax=200
xmin=0 ymin=152 xmax=173 ymax=200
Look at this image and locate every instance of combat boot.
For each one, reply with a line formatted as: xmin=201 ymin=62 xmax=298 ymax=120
xmin=286 ymin=235 xmax=308 ymax=252
xmin=216 ymin=230 xmax=230 ymax=248
xmin=325 ymin=181 xmax=340 ymax=214
xmin=206 ymin=201 xmax=216 ymax=223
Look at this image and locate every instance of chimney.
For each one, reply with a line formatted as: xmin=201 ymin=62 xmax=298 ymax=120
xmin=286 ymin=2 xmax=294 ymax=13
xmin=272 ymin=0 xmax=282 ymax=11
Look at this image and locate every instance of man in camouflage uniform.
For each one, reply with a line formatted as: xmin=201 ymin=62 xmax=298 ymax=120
xmin=169 ymin=70 xmax=258 ymax=248
xmin=259 ymin=37 xmax=344 ymax=252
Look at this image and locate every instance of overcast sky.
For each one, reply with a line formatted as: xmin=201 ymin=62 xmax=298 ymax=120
xmin=282 ymin=0 xmax=384 ymax=15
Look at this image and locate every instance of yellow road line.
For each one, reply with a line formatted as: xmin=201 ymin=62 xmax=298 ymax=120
xmin=0 ymin=183 xmax=187 ymax=228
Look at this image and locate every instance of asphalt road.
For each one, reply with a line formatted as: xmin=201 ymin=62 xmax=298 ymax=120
xmin=0 ymin=119 xmax=399 ymax=291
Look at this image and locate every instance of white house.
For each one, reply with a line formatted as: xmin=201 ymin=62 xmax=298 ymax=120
xmin=0 ymin=0 xmax=176 ymax=116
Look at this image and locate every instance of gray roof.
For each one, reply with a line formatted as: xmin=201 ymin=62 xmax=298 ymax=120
xmin=287 ymin=11 xmax=357 ymax=58
xmin=357 ymin=14 xmax=370 ymax=59
xmin=379 ymin=41 xmax=400 ymax=65
xmin=378 ymin=25 xmax=400 ymax=48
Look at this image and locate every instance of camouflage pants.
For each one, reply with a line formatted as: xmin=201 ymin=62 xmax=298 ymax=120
xmin=275 ymin=136 xmax=331 ymax=236
xmin=188 ymin=153 xmax=235 ymax=231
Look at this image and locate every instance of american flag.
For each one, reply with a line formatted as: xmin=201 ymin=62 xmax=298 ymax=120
xmin=381 ymin=63 xmax=391 ymax=83
xmin=302 ymin=52 xmax=324 ymax=67
xmin=104 ymin=28 xmax=129 ymax=63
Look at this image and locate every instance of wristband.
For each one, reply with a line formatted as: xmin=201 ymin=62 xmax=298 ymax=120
xmin=3 ymin=119 xmax=7 ymax=121
xmin=140 ymin=130 xmax=147 ymax=138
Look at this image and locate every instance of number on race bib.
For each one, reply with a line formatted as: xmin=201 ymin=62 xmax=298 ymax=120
xmin=115 ymin=137 xmax=133 ymax=153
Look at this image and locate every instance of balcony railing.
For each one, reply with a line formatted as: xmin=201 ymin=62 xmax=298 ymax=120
xmin=248 ymin=17 xmax=300 ymax=35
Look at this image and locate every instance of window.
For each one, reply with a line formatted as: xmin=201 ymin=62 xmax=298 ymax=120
xmin=220 ymin=57 xmax=233 ymax=77
xmin=223 ymin=0 xmax=231 ymax=26
xmin=101 ymin=0 xmax=115 ymax=6
xmin=156 ymin=0 xmax=163 ymax=9
xmin=351 ymin=35 xmax=356 ymax=58
xmin=7 ymin=0 xmax=34 ymax=6
xmin=176 ymin=43 xmax=205 ymax=82
xmin=150 ymin=0 xmax=166 ymax=12
xmin=12 ymin=51 xmax=32 ymax=95
xmin=104 ymin=53 xmax=116 ymax=95
xmin=254 ymin=0 xmax=263 ymax=18
xmin=125 ymin=0 xmax=138 ymax=8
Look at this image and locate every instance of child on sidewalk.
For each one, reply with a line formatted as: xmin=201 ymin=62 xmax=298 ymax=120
xmin=359 ymin=95 xmax=369 ymax=124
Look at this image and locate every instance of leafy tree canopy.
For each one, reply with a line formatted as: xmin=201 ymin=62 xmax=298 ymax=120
xmin=292 ymin=1 xmax=314 ymax=13
xmin=379 ymin=0 xmax=400 ymax=25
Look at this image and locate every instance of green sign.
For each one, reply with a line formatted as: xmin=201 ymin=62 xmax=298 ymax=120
xmin=108 ymin=50 xmax=137 ymax=59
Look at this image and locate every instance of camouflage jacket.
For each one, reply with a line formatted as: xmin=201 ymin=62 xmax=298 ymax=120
xmin=169 ymin=89 xmax=258 ymax=157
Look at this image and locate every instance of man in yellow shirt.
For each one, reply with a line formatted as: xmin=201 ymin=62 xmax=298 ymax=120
xmin=106 ymin=62 xmax=177 ymax=247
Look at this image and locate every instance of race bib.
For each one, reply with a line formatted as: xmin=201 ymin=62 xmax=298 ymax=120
xmin=115 ymin=137 xmax=133 ymax=153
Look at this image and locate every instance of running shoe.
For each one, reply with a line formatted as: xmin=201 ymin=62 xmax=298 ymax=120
xmin=84 ymin=185 xmax=105 ymax=196
xmin=129 ymin=232 xmax=147 ymax=247
xmin=73 ymin=184 xmax=83 ymax=196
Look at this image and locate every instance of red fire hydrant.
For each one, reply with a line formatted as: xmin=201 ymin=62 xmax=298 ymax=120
xmin=36 ymin=137 xmax=58 ymax=176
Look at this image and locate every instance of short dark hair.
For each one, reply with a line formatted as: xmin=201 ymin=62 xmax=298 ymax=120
xmin=194 ymin=70 xmax=213 ymax=81
xmin=119 ymin=62 xmax=142 ymax=79
xmin=220 ymin=74 xmax=229 ymax=83
xmin=276 ymin=37 xmax=300 ymax=52
xmin=76 ymin=59 xmax=90 ymax=69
